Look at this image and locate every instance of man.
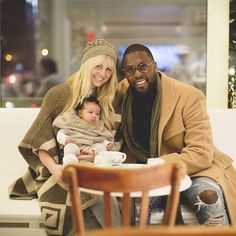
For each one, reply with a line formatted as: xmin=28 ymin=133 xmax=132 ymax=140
xmin=36 ymin=58 xmax=62 ymax=97
xmin=114 ymin=44 xmax=236 ymax=226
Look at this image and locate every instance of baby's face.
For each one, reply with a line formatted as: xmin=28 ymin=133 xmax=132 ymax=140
xmin=79 ymin=102 xmax=100 ymax=124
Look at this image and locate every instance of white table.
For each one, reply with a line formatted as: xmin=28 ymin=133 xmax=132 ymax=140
xmin=80 ymin=163 xmax=192 ymax=197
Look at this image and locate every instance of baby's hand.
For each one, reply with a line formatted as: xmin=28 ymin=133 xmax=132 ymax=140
xmin=65 ymin=137 xmax=73 ymax=144
xmin=106 ymin=143 xmax=113 ymax=151
xmin=79 ymin=149 xmax=95 ymax=162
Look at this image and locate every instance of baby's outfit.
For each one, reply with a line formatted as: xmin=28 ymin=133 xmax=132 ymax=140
xmin=53 ymin=110 xmax=114 ymax=166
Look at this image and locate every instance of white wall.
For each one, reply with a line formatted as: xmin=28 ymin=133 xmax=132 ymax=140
xmin=206 ymin=0 xmax=229 ymax=108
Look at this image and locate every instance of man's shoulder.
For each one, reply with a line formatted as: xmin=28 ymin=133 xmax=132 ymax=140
xmin=161 ymin=72 xmax=204 ymax=96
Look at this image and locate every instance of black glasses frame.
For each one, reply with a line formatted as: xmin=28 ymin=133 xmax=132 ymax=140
xmin=123 ymin=61 xmax=154 ymax=76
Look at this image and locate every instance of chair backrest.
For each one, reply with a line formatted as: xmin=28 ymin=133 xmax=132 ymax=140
xmin=63 ymin=160 xmax=186 ymax=235
xmin=79 ymin=226 xmax=236 ymax=236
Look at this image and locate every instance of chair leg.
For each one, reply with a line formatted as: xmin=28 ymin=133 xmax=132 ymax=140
xmin=122 ymin=194 xmax=131 ymax=226
xmin=104 ymin=193 xmax=112 ymax=227
xmin=139 ymin=191 xmax=149 ymax=228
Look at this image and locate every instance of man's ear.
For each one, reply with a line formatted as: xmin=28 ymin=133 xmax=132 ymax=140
xmin=154 ymin=61 xmax=158 ymax=71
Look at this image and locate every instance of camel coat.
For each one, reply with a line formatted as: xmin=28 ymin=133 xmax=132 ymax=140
xmin=114 ymin=72 xmax=236 ymax=225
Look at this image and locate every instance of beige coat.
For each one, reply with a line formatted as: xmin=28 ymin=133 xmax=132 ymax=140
xmin=115 ymin=72 xmax=236 ymax=225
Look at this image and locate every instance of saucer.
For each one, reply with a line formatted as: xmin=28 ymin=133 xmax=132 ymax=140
xmin=147 ymin=158 xmax=165 ymax=165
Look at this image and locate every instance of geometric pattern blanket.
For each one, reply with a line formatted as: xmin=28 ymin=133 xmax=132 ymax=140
xmin=7 ymin=83 xmax=110 ymax=235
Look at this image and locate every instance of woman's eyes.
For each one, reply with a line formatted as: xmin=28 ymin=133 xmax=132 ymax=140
xmin=96 ymin=65 xmax=103 ymax=69
xmin=95 ymin=65 xmax=112 ymax=72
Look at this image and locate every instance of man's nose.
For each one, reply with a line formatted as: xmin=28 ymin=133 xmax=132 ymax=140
xmin=134 ymin=68 xmax=142 ymax=77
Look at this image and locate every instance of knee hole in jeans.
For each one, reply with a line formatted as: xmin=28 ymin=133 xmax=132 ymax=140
xmin=199 ymin=190 xmax=218 ymax=204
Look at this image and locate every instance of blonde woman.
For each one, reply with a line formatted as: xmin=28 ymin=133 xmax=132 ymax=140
xmin=9 ymin=39 xmax=121 ymax=236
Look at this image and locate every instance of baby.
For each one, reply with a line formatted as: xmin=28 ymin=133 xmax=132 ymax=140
xmin=53 ymin=96 xmax=114 ymax=166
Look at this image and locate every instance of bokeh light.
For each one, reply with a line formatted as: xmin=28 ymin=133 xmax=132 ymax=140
xmin=41 ymin=49 xmax=49 ymax=56
xmin=5 ymin=54 xmax=13 ymax=62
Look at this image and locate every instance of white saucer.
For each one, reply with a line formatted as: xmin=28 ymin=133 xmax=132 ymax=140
xmin=115 ymin=163 xmax=146 ymax=168
xmin=147 ymin=158 xmax=165 ymax=165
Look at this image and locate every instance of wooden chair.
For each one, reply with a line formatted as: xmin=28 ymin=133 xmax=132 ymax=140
xmin=79 ymin=226 xmax=236 ymax=236
xmin=63 ymin=160 xmax=186 ymax=235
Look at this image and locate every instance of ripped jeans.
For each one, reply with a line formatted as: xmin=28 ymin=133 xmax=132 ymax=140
xmin=148 ymin=177 xmax=229 ymax=225
xmin=182 ymin=177 xmax=229 ymax=225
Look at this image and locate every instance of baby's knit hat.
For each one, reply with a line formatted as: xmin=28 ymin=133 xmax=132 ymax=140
xmin=81 ymin=39 xmax=118 ymax=64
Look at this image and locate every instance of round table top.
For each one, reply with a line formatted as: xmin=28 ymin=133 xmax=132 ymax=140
xmin=80 ymin=163 xmax=192 ymax=197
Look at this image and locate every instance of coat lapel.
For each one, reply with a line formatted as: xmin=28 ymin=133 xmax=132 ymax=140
xmin=157 ymin=73 xmax=180 ymax=154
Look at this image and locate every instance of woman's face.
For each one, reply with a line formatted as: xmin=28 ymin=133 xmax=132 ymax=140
xmin=90 ymin=57 xmax=113 ymax=88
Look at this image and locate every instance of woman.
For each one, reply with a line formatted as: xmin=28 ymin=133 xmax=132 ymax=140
xmin=8 ymin=39 xmax=121 ymax=236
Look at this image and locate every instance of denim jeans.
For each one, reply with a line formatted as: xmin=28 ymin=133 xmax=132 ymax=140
xmin=148 ymin=177 xmax=229 ymax=225
xmin=182 ymin=177 xmax=229 ymax=225
xmin=147 ymin=196 xmax=166 ymax=224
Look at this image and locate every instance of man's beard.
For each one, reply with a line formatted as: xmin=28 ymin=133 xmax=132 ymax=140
xmin=131 ymin=77 xmax=156 ymax=95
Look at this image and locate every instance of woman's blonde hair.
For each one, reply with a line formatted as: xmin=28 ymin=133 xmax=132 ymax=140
xmin=62 ymin=55 xmax=117 ymax=130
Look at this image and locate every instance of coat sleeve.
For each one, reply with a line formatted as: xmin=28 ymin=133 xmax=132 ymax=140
xmin=161 ymin=88 xmax=214 ymax=175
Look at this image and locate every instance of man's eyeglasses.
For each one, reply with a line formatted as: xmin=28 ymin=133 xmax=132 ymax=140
xmin=123 ymin=61 xmax=154 ymax=76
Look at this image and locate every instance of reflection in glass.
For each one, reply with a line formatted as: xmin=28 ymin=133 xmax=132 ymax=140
xmin=1 ymin=0 xmax=207 ymax=107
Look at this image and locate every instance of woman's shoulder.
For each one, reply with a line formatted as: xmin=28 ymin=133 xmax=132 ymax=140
xmin=40 ymin=82 xmax=71 ymax=114
xmin=46 ymin=82 xmax=70 ymax=96
xmin=44 ymin=83 xmax=71 ymax=104
xmin=117 ymin=78 xmax=129 ymax=93
xmin=113 ymin=79 xmax=129 ymax=114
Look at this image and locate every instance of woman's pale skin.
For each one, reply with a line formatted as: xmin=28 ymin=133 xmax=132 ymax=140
xmin=39 ymin=57 xmax=113 ymax=191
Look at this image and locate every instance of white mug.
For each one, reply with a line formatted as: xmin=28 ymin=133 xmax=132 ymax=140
xmin=94 ymin=151 xmax=127 ymax=166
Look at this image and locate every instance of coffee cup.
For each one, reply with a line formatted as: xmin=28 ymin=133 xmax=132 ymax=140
xmin=94 ymin=151 xmax=127 ymax=166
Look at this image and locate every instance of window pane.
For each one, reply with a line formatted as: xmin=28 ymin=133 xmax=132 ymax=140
xmin=1 ymin=0 xmax=208 ymax=107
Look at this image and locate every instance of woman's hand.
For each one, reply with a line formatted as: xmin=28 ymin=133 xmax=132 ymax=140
xmin=49 ymin=164 xmax=69 ymax=191
xmin=38 ymin=150 xmax=69 ymax=191
xmin=79 ymin=149 xmax=95 ymax=162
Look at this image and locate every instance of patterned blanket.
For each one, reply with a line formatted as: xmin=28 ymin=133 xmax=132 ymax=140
xmin=8 ymin=83 xmax=108 ymax=236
